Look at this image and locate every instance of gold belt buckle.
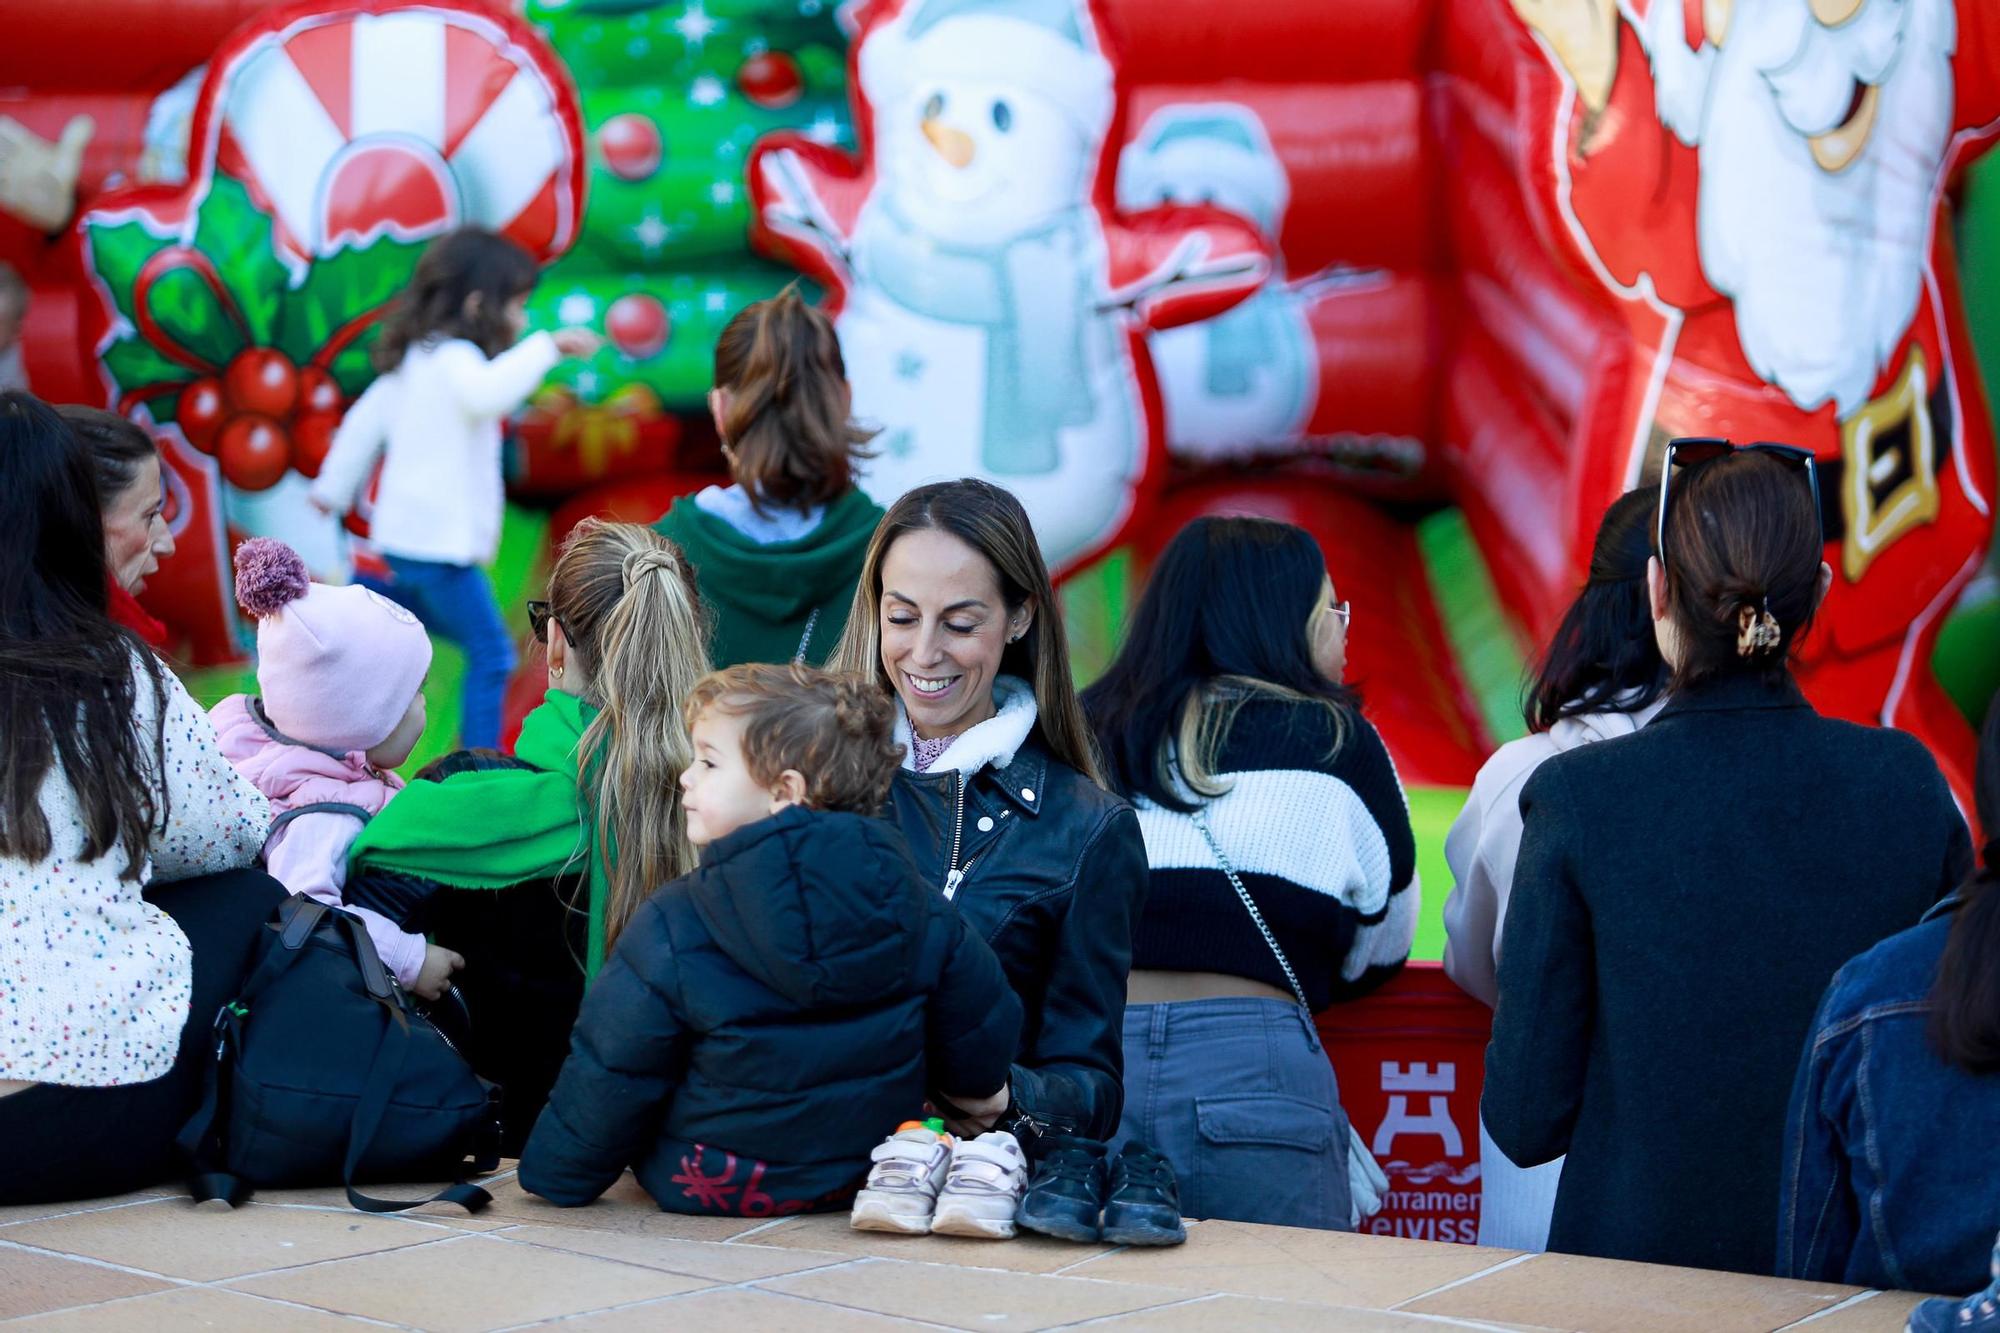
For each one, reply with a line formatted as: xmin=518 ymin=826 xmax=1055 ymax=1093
xmin=1840 ymin=348 xmax=1939 ymax=581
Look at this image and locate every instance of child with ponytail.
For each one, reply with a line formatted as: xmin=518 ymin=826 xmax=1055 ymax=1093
xmin=654 ymin=286 xmax=882 ymax=667
xmin=339 ymin=520 xmax=710 ymax=1149
xmin=521 ymin=662 xmax=1020 ymax=1218
xmin=310 ymin=227 xmax=601 ymax=749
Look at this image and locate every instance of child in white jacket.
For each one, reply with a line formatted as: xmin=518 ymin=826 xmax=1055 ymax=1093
xmin=311 ymin=228 xmax=598 ymax=749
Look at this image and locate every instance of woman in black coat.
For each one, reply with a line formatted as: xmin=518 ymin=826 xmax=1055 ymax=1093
xmin=832 ymin=480 xmax=1148 ymax=1148
xmin=1482 ymin=445 xmax=1972 ymax=1276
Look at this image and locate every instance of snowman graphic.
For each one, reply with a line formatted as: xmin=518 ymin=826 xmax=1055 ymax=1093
xmin=1117 ymin=105 xmax=1315 ymax=463
xmin=752 ymin=0 xmax=1271 ymax=571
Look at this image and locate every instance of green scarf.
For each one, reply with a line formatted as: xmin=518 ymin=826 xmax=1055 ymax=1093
xmin=347 ymin=691 xmax=614 ymax=976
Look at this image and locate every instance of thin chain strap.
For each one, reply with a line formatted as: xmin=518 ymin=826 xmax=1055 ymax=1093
xmin=1190 ymin=807 xmax=1311 ymax=1014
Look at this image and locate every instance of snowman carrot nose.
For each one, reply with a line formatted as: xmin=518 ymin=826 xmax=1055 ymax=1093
xmin=922 ymin=118 xmax=975 ymax=169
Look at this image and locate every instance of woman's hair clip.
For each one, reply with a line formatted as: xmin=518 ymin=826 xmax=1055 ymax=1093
xmin=1736 ymin=596 xmax=1783 ymax=657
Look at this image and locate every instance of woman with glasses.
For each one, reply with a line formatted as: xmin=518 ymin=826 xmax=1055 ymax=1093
xmin=1443 ymin=489 xmax=1668 ymax=1251
xmin=1483 ymin=445 xmax=1972 ymax=1276
xmin=1080 ymin=516 xmax=1416 ymax=1230
xmin=341 ymin=520 xmax=711 ymax=1150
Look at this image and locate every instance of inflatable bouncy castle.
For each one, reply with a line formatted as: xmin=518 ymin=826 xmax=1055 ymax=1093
xmin=2 ymin=0 xmax=1995 ymax=1243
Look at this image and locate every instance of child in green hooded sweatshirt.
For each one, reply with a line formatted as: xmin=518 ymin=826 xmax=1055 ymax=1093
xmin=654 ymin=287 xmax=883 ymax=669
xmin=342 ymin=520 xmax=711 ymax=1151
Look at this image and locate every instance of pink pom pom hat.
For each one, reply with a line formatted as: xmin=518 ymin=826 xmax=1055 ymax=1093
xmin=233 ymin=538 xmax=432 ymax=754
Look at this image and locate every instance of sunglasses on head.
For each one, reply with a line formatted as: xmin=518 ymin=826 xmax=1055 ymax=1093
xmin=1655 ymin=437 xmax=1823 ymax=563
xmin=526 ymin=599 xmax=568 ymax=645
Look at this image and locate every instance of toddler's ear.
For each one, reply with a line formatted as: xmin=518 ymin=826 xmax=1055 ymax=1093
xmin=769 ymin=769 xmax=808 ymax=812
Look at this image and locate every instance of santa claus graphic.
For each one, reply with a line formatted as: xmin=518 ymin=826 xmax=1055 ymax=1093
xmin=1513 ymin=0 xmax=1998 ymax=778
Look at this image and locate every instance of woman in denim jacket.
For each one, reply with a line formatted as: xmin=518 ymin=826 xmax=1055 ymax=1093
xmin=1779 ymin=699 xmax=2000 ymax=1303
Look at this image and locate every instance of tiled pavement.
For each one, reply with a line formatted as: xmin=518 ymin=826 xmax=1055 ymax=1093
xmin=0 ymin=1169 xmax=1929 ymax=1331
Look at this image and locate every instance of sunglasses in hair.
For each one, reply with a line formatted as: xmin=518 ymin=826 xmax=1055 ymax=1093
xmin=1655 ymin=437 xmax=1823 ymax=563
xmin=526 ymin=599 xmax=569 ymax=645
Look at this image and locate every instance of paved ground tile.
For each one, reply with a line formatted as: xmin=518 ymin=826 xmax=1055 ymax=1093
xmin=1067 ymin=1219 xmax=1522 ymax=1310
xmin=761 ymin=1255 xmax=1190 ymax=1332
xmin=2 ymin=1197 xmax=439 ymax=1282
xmin=0 ymin=1244 xmax=170 ymax=1322
xmin=555 ymin=1284 xmax=947 ymax=1330
xmin=1402 ymin=1251 xmax=1865 ymax=1333
xmin=749 ymin=1212 xmax=1116 ymax=1275
xmin=496 ymin=1222 xmax=850 ymax=1283
xmin=20 ymin=1285 xmax=381 ymax=1330
xmin=228 ymin=1231 xmax=712 ymax=1331
xmin=1774 ymin=1291 xmax=1932 ymax=1331
xmin=475 ymin=1174 xmax=772 ymax=1242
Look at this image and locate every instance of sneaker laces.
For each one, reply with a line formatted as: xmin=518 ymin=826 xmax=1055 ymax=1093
xmin=1113 ymin=1151 xmax=1174 ymax=1190
xmin=1035 ymin=1147 xmax=1102 ymax=1184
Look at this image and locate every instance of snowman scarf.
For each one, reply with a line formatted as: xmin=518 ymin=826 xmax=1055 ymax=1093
xmin=859 ymin=196 xmax=1096 ymax=475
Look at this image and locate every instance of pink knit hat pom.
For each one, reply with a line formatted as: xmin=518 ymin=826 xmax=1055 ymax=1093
xmin=234 ymin=538 xmax=311 ymax=618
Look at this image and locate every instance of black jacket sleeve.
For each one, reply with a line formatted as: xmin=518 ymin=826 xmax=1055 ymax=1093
xmin=1482 ymin=761 xmax=1595 ymax=1168
xmin=518 ymin=900 xmax=688 ymax=1206
xmin=925 ymin=907 xmax=1022 ymax=1101
xmin=1007 ymin=804 xmax=1148 ymax=1140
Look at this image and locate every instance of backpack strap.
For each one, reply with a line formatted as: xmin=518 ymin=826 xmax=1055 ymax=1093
xmin=268 ymin=801 xmax=375 ymax=842
xmin=340 ymin=1016 xmax=493 ymax=1214
xmin=179 ymin=895 xmax=332 ymax=1204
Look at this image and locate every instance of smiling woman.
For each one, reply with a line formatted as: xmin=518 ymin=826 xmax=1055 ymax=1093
xmin=832 ymin=479 xmax=1147 ymax=1148
xmin=57 ymin=405 xmax=175 ymax=650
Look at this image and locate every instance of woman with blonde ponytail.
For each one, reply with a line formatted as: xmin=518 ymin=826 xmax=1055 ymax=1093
xmin=654 ymin=286 xmax=883 ymax=668
xmin=342 ymin=519 xmax=711 ymax=1151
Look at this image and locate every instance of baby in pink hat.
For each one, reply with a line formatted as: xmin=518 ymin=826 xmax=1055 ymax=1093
xmin=210 ymin=539 xmax=462 ymax=999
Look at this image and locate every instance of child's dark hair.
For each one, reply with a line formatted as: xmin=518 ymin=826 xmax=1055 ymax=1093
xmin=55 ymin=406 xmax=159 ymax=507
xmin=1929 ymin=697 xmax=2000 ymax=1072
xmin=373 ymin=229 xmax=540 ymax=371
xmin=712 ymin=285 xmax=876 ymax=515
xmin=684 ymin=662 xmax=902 ymax=815
xmin=415 ymin=748 xmax=521 ymax=782
xmin=1658 ymin=450 xmax=1823 ymax=690
xmin=1526 ymin=489 xmax=1669 ymax=732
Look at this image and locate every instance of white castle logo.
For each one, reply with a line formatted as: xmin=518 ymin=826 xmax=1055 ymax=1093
xmin=1372 ymin=1061 xmax=1462 ymax=1158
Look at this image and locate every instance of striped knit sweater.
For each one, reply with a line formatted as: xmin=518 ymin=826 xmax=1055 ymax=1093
xmin=1131 ymin=698 xmax=1418 ymax=1009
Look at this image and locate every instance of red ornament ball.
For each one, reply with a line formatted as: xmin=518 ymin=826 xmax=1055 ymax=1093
xmin=217 ymin=414 xmax=290 ymax=492
xmin=297 ymin=365 xmax=343 ymax=419
xmin=291 ymin=412 xmax=338 ymax=480
xmin=223 ymin=348 xmax=300 ymax=421
xmin=606 ymin=294 xmax=670 ymax=359
xmin=598 ymin=113 xmax=663 ymax=182
xmin=177 ymin=378 xmax=227 ymax=454
xmin=738 ymin=52 xmax=803 ymax=110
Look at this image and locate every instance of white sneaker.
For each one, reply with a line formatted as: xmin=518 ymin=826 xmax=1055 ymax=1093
xmin=931 ymin=1130 xmax=1029 ymax=1240
xmin=851 ymin=1122 xmax=953 ymax=1234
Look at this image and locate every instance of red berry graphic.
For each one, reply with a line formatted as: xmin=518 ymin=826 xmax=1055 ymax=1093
xmin=177 ymin=378 xmax=227 ymax=454
xmin=738 ymin=52 xmax=803 ymax=110
xmin=291 ymin=412 xmax=337 ymax=479
xmin=606 ymin=294 xmax=669 ymax=359
xmin=297 ymin=365 xmax=343 ymax=419
xmin=223 ymin=348 xmax=300 ymax=421
xmin=217 ymin=414 xmax=290 ymax=491
xmin=597 ymin=113 xmax=663 ymax=182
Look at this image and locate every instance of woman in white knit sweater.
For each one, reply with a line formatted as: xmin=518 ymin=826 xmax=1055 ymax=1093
xmin=1443 ymin=488 xmax=1667 ymax=1250
xmin=0 ymin=393 xmax=279 ymax=1204
xmin=1083 ymin=517 xmax=1417 ymax=1230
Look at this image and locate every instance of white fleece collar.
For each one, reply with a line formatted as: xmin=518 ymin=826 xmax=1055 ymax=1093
xmin=895 ymin=675 xmax=1038 ymax=775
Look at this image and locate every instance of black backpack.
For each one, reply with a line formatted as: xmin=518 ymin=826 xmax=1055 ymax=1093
xmin=178 ymin=893 xmax=502 ymax=1212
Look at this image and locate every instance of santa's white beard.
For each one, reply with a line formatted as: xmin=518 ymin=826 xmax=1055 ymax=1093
xmin=1678 ymin=0 xmax=1954 ymax=419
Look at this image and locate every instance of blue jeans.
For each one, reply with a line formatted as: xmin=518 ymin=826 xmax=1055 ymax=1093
xmin=365 ymin=556 xmax=515 ymax=750
xmin=1113 ymin=998 xmax=1353 ymax=1231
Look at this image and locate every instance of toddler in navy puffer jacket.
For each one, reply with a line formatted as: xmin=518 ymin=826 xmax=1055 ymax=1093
xmin=520 ymin=663 xmax=1020 ymax=1214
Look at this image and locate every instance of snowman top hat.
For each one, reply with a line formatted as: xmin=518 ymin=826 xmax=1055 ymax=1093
xmin=862 ymin=0 xmax=1114 ymax=138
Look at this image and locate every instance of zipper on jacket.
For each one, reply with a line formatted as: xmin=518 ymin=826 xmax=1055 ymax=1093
xmin=943 ymin=771 xmax=966 ymax=900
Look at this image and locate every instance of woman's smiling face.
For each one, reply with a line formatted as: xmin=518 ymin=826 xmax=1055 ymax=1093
xmin=878 ymin=527 xmax=1031 ymax=741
